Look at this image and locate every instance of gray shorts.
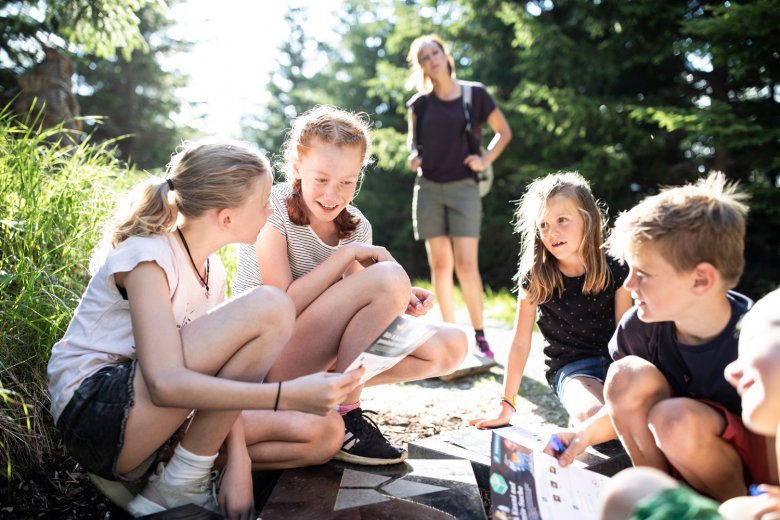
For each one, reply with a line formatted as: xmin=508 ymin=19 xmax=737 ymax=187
xmin=56 ymin=361 xmax=159 ymax=481
xmin=412 ymin=174 xmax=482 ymax=240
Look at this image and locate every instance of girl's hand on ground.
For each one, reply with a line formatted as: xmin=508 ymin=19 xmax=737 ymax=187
xmin=218 ymin=454 xmax=255 ymax=520
xmin=282 ymin=367 xmax=365 ymax=416
xmin=469 ymin=406 xmax=513 ymax=429
xmin=542 ymin=430 xmax=587 ymax=467
xmin=464 ymin=154 xmax=487 ymax=172
xmin=406 ymin=287 xmax=434 ymax=316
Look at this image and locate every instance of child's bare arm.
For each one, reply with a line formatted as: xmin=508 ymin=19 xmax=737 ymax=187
xmin=470 ymin=295 xmax=537 ymax=429
xmin=255 ymin=224 xmax=395 ymax=314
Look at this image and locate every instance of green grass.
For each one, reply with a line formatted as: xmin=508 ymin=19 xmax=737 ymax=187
xmin=0 ymin=107 xmax=132 ymax=475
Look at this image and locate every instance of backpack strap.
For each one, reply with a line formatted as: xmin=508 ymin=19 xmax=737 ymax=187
xmin=460 ymin=82 xmax=479 ymax=155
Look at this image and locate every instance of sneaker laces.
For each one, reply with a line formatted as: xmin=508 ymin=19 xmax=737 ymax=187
xmin=349 ymin=409 xmax=385 ymax=442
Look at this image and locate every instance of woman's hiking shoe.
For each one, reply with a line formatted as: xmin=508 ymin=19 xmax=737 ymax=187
xmin=126 ymin=462 xmax=219 ymax=517
xmin=333 ymin=408 xmax=407 ymax=465
xmin=475 ymin=333 xmax=494 ymax=358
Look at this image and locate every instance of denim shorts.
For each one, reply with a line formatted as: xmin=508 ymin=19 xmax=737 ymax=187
xmin=550 ymin=356 xmax=612 ymax=401
xmin=56 ymin=361 xmax=153 ymax=481
xmin=412 ymin=174 xmax=481 ymax=240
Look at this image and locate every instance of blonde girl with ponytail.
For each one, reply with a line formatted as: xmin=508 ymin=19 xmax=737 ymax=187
xmin=48 ymin=138 xmax=363 ymax=519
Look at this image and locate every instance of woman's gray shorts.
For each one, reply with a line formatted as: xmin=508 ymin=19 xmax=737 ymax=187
xmin=412 ymin=174 xmax=482 ymax=240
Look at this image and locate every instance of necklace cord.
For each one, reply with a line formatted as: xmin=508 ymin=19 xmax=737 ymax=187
xmin=176 ymin=228 xmax=210 ymax=293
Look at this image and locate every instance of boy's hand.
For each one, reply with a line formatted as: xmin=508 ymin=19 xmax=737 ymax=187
xmin=747 ymin=484 xmax=780 ymax=519
xmin=469 ymin=404 xmax=513 ymax=429
xmin=542 ymin=430 xmax=589 ymax=467
xmin=281 ymin=367 xmax=364 ymax=416
xmin=720 ymin=485 xmax=780 ymax=519
xmin=406 ymin=287 xmax=434 ymax=317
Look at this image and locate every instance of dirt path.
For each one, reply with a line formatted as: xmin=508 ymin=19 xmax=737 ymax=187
xmin=361 ymin=316 xmax=569 ymax=449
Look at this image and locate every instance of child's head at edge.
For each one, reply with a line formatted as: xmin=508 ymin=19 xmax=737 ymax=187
xmin=607 ymin=172 xmax=748 ymax=291
xmin=281 ymin=104 xmax=373 ymax=239
xmin=93 ymin=138 xmax=271 ymax=269
xmin=726 ymin=287 xmax=780 ymax=437
xmin=514 ymin=171 xmax=611 ymax=304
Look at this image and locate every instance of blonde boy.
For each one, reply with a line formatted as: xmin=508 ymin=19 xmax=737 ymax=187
xmin=545 ymin=173 xmax=775 ymax=501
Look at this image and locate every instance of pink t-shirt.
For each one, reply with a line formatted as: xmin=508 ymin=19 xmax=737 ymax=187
xmin=47 ymin=233 xmax=225 ymax=422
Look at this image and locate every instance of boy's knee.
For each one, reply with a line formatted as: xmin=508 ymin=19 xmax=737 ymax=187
xmin=605 ymin=356 xmax=667 ymax=408
xmin=647 ymin=399 xmax=702 ymax=456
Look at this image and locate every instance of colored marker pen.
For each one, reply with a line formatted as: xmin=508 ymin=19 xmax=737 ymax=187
xmin=549 ymin=434 xmax=566 ymax=455
xmin=748 ymin=484 xmax=766 ymax=496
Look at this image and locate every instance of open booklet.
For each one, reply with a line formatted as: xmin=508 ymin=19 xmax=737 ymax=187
xmin=490 ymin=428 xmax=611 ymax=520
xmin=344 ymin=315 xmax=437 ymax=384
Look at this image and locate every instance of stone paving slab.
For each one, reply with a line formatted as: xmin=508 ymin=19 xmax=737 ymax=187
xmin=408 ymin=425 xmax=631 ymax=491
xmin=260 ymin=459 xmax=486 ymax=519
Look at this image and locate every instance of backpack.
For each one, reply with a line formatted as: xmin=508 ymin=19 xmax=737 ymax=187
xmin=414 ymin=81 xmax=493 ymax=197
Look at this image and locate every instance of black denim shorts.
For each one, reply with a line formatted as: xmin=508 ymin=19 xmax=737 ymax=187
xmin=56 ymin=361 xmax=146 ymax=481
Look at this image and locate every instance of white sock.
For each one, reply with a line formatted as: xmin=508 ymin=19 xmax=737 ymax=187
xmin=162 ymin=443 xmax=218 ymax=486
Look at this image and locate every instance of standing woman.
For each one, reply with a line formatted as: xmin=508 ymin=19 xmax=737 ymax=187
xmin=406 ymin=33 xmax=512 ymax=357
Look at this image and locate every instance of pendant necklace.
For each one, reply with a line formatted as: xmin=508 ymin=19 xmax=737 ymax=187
xmin=176 ymin=228 xmax=209 ymax=298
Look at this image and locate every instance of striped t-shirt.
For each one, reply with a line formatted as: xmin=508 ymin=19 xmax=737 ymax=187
xmin=233 ymin=182 xmax=372 ymax=295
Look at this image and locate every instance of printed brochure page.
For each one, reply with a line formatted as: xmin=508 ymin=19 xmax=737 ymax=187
xmin=490 ymin=430 xmax=610 ymax=520
xmin=345 ymin=315 xmax=436 ymax=384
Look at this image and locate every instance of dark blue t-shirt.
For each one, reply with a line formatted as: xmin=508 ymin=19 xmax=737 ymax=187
xmin=407 ymin=81 xmax=496 ymax=183
xmin=609 ymin=291 xmax=752 ymax=415
xmin=529 ymin=255 xmax=630 ymax=384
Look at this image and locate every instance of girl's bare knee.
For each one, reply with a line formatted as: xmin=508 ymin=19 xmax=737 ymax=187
xmin=442 ymin=328 xmax=468 ymax=371
xmin=306 ymin=414 xmax=344 ymax=465
xmin=366 ymin=262 xmax=411 ymax=305
xmin=243 ymin=286 xmax=295 ymax=336
xmin=569 ymin=404 xmax=603 ymax=426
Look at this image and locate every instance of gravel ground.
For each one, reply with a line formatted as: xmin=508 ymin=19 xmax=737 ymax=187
xmin=361 ymin=323 xmax=569 ymax=449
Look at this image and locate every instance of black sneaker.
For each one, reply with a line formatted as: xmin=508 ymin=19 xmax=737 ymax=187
xmin=333 ymin=408 xmax=407 ymax=465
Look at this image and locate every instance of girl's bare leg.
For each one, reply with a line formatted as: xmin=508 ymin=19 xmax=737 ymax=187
xmin=242 ymin=410 xmax=344 ymax=469
xmin=118 ymin=287 xmax=294 ymax=473
xmin=267 ymin=262 xmax=411 ymax=401
xmin=366 ymin=323 xmax=467 ymax=385
xmin=560 ymin=377 xmax=606 ymax=426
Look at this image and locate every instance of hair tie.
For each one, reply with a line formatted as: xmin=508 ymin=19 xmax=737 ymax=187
xmin=166 ymin=178 xmax=175 ymax=191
